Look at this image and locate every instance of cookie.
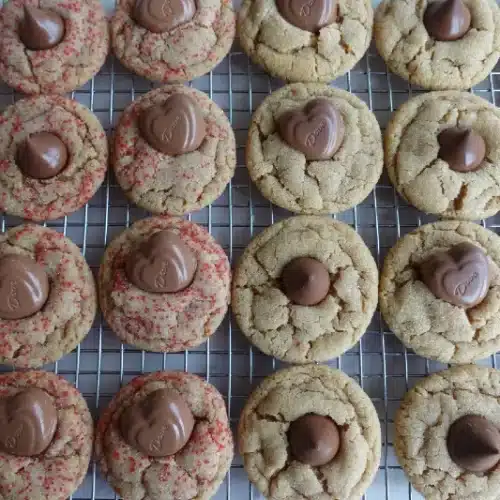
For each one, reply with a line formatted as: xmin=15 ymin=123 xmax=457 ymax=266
xmin=238 ymin=0 xmax=372 ymax=82
xmin=246 ymin=83 xmax=383 ymax=214
xmin=238 ymin=364 xmax=381 ymax=500
xmin=110 ymin=0 xmax=235 ymax=83
xmin=0 ymin=95 xmax=108 ymax=222
xmin=113 ymin=85 xmax=236 ymax=216
xmin=99 ymin=215 xmax=231 ymax=352
xmin=385 ymin=91 xmax=500 ymax=220
xmin=395 ymin=364 xmax=500 ymax=500
xmin=380 ymin=220 xmax=500 ymax=364
xmin=0 ymin=0 xmax=109 ymax=95
xmin=0 ymin=224 xmax=97 ymax=367
xmin=374 ymin=0 xmax=500 ymax=90
xmin=0 ymin=370 xmax=93 ymax=500
xmin=232 ymin=215 xmax=379 ymax=363
xmin=95 ymin=370 xmax=233 ymax=500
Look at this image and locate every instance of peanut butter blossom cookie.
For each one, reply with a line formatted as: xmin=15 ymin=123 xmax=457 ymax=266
xmin=0 ymin=95 xmax=108 ymax=222
xmin=0 ymin=224 xmax=97 ymax=368
xmin=395 ymin=364 xmax=500 ymax=499
xmin=380 ymin=220 xmax=500 ymax=364
xmin=238 ymin=0 xmax=372 ymax=82
xmin=110 ymin=0 xmax=235 ymax=82
xmin=246 ymin=84 xmax=383 ymax=214
xmin=0 ymin=370 xmax=93 ymax=500
xmin=113 ymin=85 xmax=236 ymax=215
xmin=385 ymin=91 xmax=500 ymax=220
xmin=238 ymin=364 xmax=381 ymax=500
xmin=96 ymin=370 xmax=233 ymax=499
xmin=374 ymin=0 xmax=500 ymax=90
xmin=0 ymin=0 xmax=109 ymax=94
xmin=99 ymin=216 xmax=231 ymax=352
xmin=232 ymin=215 xmax=378 ymax=363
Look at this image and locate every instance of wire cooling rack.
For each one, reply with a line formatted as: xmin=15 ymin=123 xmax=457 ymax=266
xmin=2 ymin=1 xmax=500 ymax=499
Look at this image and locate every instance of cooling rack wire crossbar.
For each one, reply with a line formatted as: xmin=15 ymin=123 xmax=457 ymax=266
xmin=2 ymin=2 xmax=500 ymax=499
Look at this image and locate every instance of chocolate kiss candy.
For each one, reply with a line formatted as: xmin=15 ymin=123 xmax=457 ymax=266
xmin=288 ymin=414 xmax=340 ymax=466
xmin=17 ymin=132 xmax=69 ymax=179
xmin=19 ymin=5 xmax=65 ymax=50
xmin=278 ymin=98 xmax=345 ymax=161
xmin=447 ymin=415 xmax=500 ymax=472
xmin=0 ymin=254 xmax=49 ymax=320
xmin=134 ymin=0 xmax=196 ymax=33
xmin=0 ymin=388 xmax=57 ymax=456
xmin=276 ymin=0 xmax=337 ymax=32
xmin=120 ymin=388 xmax=195 ymax=456
xmin=281 ymin=257 xmax=330 ymax=306
xmin=139 ymin=93 xmax=206 ymax=155
xmin=419 ymin=242 xmax=489 ymax=308
xmin=438 ymin=127 xmax=486 ymax=173
xmin=424 ymin=0 xmax=471 ymax=42
xmin=126 ymin=230 xmax=197 ymax=293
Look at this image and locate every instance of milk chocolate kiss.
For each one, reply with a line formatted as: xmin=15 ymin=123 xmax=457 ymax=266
xmin=276 ymin=0 xmax=337 ymax=32
xmin=0 ymin=255 xmax=49 ymax=320
xmin=17 ymin=132 xmax=69 ymax=179
xmin=139 ymin=94 xmax=206 ymax=156
xmin=281 ymin=257 xmax=330 ymax=306
xmin=19 ymin=5 xmax=65 ymax=50
xmin=447 ymin=415 xmax=500 ymax=472
xmin=288 ymin=414 xmax=340 ymax=466
xmin=134 ymin=0 xmax=196 ymax=33
xmin=419 ymin=242 xmax=489 ymax=308
xmin=438 ymin=127 xmax=486 ymax=173
xmin=126 ymin=230 xmax=197 ymax=293
xmin=0 ymin=388 xmax=57 ymax=456
xmin=120 ymin=389 xmax=195 ymax=456
xmin=278 ymin=98 xmax=344 ymax=161
xmin=423 ymin=0 xmax=471 ymax=42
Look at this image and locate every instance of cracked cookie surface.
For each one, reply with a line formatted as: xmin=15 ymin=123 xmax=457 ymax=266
xmin=0 ymin=224 xmax=97 ymax=368
xmin=0 ymin=95 xmax=108 ymax=222
xmin=0 ymin=370 xmax=93 ymax=500
xmin=113 ymin=86 xmax=236 ymax=215
xmin=374 ymin=0 xmax=500 ymax=90
xmin=395 ymin=364 xmax=500 ymax=500
xmin=232 ymin=215 xmax=378 ymax=363
xmin=95 ymin=370 xmax=233 ymax=500
xmin=238 ymin=364 xmax=381 ymax=500
xmin=238 ymin=0 xmax=372 ymax=82
xmin=99 ymin=216 xmax=231 ymax=352
xmin=111 ymin=0 xmax=235 ymax=83
xmin=385 ymin=91 xmax=500 ymax=220
xmin=380 ymin=220 xmax=500 ymax=364
xmin=246 ymin=84 xmax=383 ymax=215
xmin=0 ymin=0 xmax=108 ymax=95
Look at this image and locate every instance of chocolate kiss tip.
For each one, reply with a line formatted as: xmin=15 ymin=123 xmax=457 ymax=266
xmin=424 ymin=0 xmax=471 ymax=41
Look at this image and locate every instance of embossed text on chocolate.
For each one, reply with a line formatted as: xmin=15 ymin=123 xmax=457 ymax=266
xmin=154 ymin=261 xmax=170 ymax=289
xmin=149 ymin=424 xmax=168 ymax=453
xmin=4 ymin=422 xmax=24 ymax=450
xmin=299 ymin=0 xmax=318 ymax=16
xmin=162 ymin=0 xmax=174 ymax=17
xmin=454 ymin=272 xmax=479 ymax=297
xmin=305 ymin=120 xmax=326 ymax=147
xmin=7 ymin=281 xmax=20 ymax=311
xmin=161 ymin=115 xmax=181 ymax=143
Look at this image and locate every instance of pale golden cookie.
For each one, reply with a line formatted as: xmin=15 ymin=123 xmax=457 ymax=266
xmin=374 ymin=0 xmax=500 ymax=90
xmin=238 ymin=0 xmax=372 ymax=82
xmin=380 ymin=220 xmax=500 ymax=364
xmin=232 ymin=215 xmax=379 ymax=363
xmin=246 ymin=83 xmax=383 ymax=215
xmin=396 ymin=364 xmax=500 ymax=500
xmin=238 ymin=364 xmax=381 ymax=500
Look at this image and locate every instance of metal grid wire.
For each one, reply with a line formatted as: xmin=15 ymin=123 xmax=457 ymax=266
xmin=2 ymin=2 xmax=500 ymax=498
